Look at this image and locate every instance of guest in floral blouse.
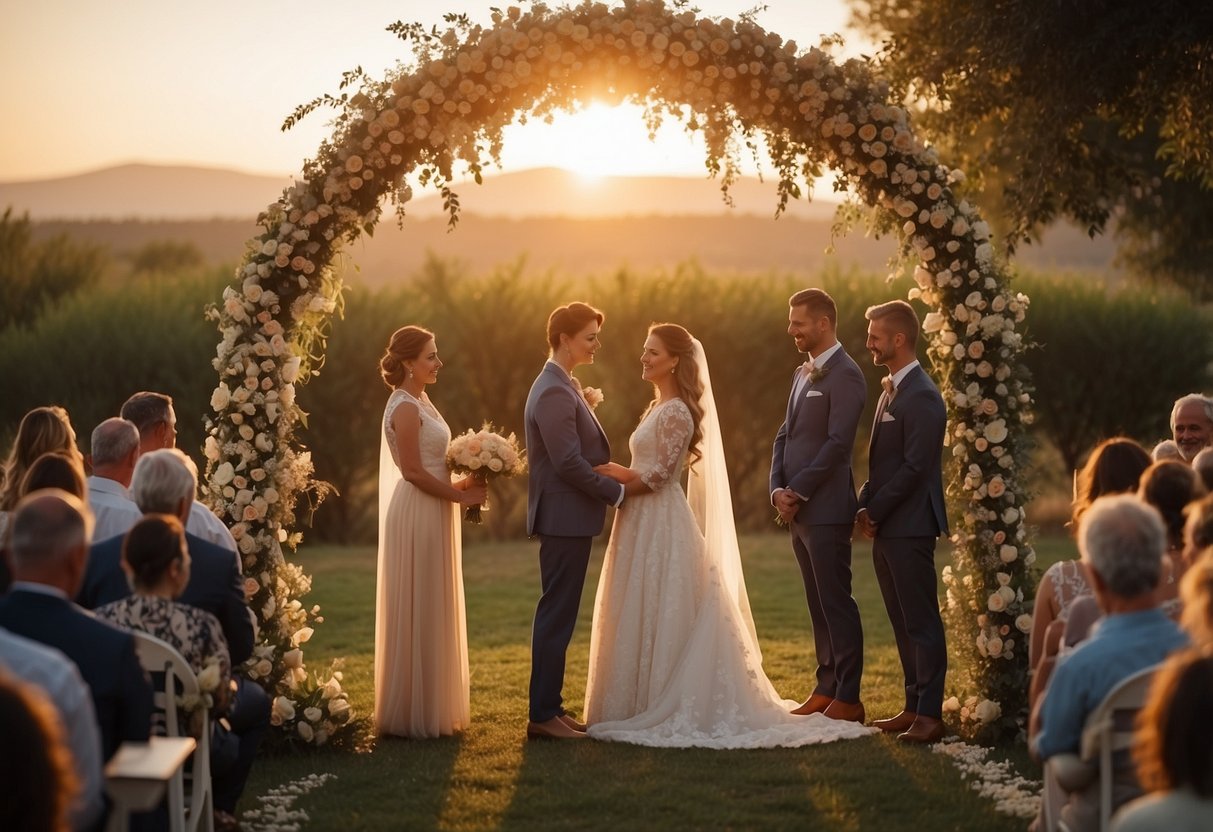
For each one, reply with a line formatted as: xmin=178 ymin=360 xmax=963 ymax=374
xmin=96 ymin=514 xmax=260 ymax=832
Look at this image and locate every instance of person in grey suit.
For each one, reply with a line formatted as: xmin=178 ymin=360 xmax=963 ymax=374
xmin=856 ymin=300 xmax=950 ymax=744
xmin=770 ymin=288 xmax=868 ymax=723
xmin=524 ymin=302 xmax=624 ymax=740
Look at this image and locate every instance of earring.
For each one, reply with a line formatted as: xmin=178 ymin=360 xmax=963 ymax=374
xmin=407 ymin=368 xmax=413 ymax=379
xmin=670 ymin=367 xmax=675 ymax=374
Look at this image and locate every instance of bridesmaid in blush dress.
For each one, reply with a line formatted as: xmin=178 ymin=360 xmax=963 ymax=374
xmin=374 ymin=325 xmax=486 ymax=738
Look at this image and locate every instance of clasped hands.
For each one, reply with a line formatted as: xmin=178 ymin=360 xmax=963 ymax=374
xmin=594 ymin=461 xmax=636 ymax=484
xmin=772 ymin=488 xmax=878 ymax=539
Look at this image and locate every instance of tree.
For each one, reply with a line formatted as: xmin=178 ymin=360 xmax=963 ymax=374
xmin=852 ymin=0 xmax=1213 ymax=297
xmin=0 ymin=207 xmax=108 ymax=330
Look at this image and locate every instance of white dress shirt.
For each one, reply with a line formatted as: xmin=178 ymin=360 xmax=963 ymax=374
xmin=0 ymin=625 xmax=104 ymax=831
xmin=188 ymin=500 xmax=238 ymax=557
xmin=86 ymin=476 xmax=142 ymax=543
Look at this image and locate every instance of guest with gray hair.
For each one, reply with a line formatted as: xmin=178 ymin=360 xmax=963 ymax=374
xmin=79 ymin=449 xmax=255 ymax=664
xmin=1191 ymin=448 xmax=1213 ymax=494
xmin=1152 ymin=440 xmax=1182 ymax=463
xmin=1032 ymin=495 xmax=1189 ymax=831
xmin=1171 ymin=394 xmax=1213 ymax=463
xmin=85 ymin=417 xmax=142 ymax=542
xmin=121 ymin=390 xmax=238 ymax=553
xmin=0 ymin=490 xmax=152 ymax=764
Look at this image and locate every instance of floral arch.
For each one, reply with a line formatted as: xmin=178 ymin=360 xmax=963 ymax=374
xmin=204 ymin=0 xmax=1036 ymax=744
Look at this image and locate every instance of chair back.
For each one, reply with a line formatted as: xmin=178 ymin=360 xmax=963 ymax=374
xmin=132 ymin=630 xmax=215 ymax=832
xmin=1079 ymin=663 xmax=1159 ymax=831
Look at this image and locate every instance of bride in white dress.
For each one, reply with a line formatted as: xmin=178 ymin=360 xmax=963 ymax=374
xmin=584 ymin=323 xmax=874 ymax=749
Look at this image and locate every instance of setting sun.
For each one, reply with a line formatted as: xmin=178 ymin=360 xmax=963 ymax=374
xmin=499 ymin=101 xmax=715 ymax=183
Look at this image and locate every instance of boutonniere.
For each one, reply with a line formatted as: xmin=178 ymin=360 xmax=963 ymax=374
xmin=582 ymin=386 xmax=604 ymax=410
xmin=808 ymin=366 xmax=830 ymax=383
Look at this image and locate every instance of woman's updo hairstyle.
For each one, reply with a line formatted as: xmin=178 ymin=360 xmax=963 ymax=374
xmin=547 ymin=302 xmax=603 ymax=352
xmin=647 ymin=323 xmax=705 ymax=467
xmin=122 ymin=514 xmax=187 ymax=590
xmin=380 ymin=325 xmax=435 ymax=389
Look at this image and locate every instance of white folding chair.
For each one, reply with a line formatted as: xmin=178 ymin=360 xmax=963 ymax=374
xmin=1046 ymin=663 xmax=1159 ymax=832
xmin=132 ymin=630 xmax=215 ymax=832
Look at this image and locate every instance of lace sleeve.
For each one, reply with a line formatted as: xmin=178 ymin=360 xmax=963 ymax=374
xmin=640 ymin=401 xmax=693 ymax=491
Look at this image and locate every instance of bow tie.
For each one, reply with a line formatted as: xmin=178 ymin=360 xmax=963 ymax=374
xmin=881 ymin=376 xmax=896 ymax=398
xmin=801 ymin=360 xmax=815 ymax=376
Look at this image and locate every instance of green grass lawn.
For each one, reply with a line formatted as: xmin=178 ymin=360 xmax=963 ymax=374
xmin=239 ymin=533 xmax=1075 ymax=831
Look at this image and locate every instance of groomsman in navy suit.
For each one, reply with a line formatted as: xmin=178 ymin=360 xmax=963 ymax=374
xmin=770 ymin=288 xmax=868 ymax=723
xmin=0 ymin=490 xmax=152 ymax=762
xmin=524 ymin=302 xmax=624 ymax=740
xmin=857 ymin=300 xmax=949 ymax=743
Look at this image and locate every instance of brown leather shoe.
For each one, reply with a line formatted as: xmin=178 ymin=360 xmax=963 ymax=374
xmin=872 ymin=710 xmax=917 ymax=733
xmin=558 ymin=714 xmax=587 ymax=732
xmin=898 ymin=716 xmax=946 ymax=744
xmin=822 ymin=700 xmax=866 ymax=723
xmin=527 ymin=717 xmax=587 ymax=740
xmin=790 ymin=693 xmax=833 ymax=715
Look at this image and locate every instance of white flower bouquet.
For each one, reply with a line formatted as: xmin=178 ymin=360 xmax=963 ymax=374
xmin=446 ymin=423 xmax=526 ymax=523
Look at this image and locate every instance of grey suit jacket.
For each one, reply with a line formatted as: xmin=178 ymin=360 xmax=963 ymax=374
xmin=770 ymin=347 xmax=866 ymax=524
xmin=858 ymin=364 xmax=949 ymax=537
xmin=525 ymin=362 xmax=621 ymax=537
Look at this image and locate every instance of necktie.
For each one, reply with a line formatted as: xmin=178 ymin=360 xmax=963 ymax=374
xmin=881 ymin=375 xmax=896 ymax=402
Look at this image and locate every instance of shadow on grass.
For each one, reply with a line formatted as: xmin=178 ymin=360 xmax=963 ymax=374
xmin=493 ymin=732 xmax=1016 ymax=832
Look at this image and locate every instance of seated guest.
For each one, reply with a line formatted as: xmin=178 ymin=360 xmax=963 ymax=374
xmin=0 ymin=672 xmax=80 ymax=832
xmin=1191 ymin=448 xmax=1213 ymax=493
xmin=85 ymin=418 xmax=142 ymax=543
xmin=21 ymin=452 xmax=87 ymax=499
xmin=1112 ymin=650 xmax=1213 ymax=831
xmin=0 ymin=626 xmax=103 ymax=832
xmin=1182 ymin=493 xmax=1213 ymax=573
xmin=1064 ymin=460 xmax=1206 ymax=643
xmin=1171 ymin=394 xmax=1213 ymax=463
xmin=0 ymin=406 xmax=84 ymax=568
xmin=1179 ymin=552 xmax=1213 ymax=647
xmin=1152 ymin=439 xmax=1182 ymax=462
xmin=78 ymin=450 xmax=254 ymax=664
xmin=1137 ymin=461 xmax=1202 ymax=606
xmin=1032 ymin=495 xmax=1189 ymax=831
xmin=121 ymin=392 xmax=237 ymax=554
xmin=0 ymin=490 xmax=152 ymax=762
xmin=1030 ymin=438 xmax=1152 ymax=706
xmin=2 ymin=452 xmax=88 ymax=598
xmin=97 ymin=515 xmax=265 ymax=832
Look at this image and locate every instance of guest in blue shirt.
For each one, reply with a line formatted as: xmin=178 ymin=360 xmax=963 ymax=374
xmin=1032 ymin=494 xmax=1188 ymax=831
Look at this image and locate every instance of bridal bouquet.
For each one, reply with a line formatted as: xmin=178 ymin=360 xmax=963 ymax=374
xmin=447 ymin=423 xmax=526 ymax=523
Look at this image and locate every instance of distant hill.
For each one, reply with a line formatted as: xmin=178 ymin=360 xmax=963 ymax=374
xmin=10 ymin=161 xmax=1119 ymax=279
xmin=0 ymin=162 xmax=838 ymax=221
xmin=0 ymin=163 xmax=291 ymax=220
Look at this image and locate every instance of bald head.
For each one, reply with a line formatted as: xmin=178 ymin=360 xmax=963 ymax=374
xmin=9 ymin=490 xmax=93 ymax=591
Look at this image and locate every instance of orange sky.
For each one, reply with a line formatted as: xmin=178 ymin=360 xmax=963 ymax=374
xmin=0 ymin=1 xmax=868 ymax=182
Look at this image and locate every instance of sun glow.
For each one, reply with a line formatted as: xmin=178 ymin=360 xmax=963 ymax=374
xmin=499 ymin=101 xmax=721 ymax=183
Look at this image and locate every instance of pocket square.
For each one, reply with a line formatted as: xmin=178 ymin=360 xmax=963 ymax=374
xmin=805 ymin=390 xmax=824 ymax=398
xmin=880 ymin=412 xmax=897 ymax=422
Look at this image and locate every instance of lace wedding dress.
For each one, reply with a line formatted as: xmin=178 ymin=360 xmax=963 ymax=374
xmin=585 ymin=356 xmax=875 ymax=749
xmin=374 ymin=388 xmax=470 ymax=737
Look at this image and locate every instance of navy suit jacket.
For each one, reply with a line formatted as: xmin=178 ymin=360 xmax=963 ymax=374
xmin=78 ymin=530 xmax=255 ymax=664
xmin=770 ymin=347 xmax=867 ymax=524
xmin=858 ymin=364 xmax=949 ymax=537
xmin=524 ymin=362 xmax=620 ymax=537
xmin=0 ymin=588 xmax=152 ymax=761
